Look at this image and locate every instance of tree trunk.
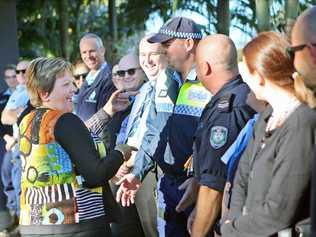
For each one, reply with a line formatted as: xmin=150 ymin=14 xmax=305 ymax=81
xmin=285 ymin=0 xmax=298 ymax=37
xmin=172 ymin=0 xmax=179 ymax=15
xmin=57 ymin=0 xmax=70 ymax=59
xmin=0 ymin=0 xmax=19 ymax=91
xmin=108 ymin=0 xmax=118 ymax=64
xmin=255 ymin=0 xmax=270 ymax=32
xmin=216 ymin=0 xmax=230 ymax=35
xmin=109 ymin=0 xmax=117 ymax=42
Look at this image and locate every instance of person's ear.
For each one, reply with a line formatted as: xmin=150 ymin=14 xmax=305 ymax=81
xmin=201 ymin=61 xmax=212 ymax=77
xmin=38 ymin=90 xmax=50 ymax=102
xmin=100 ymin=47 xmax=106 ymax=56
xmin=184 ymin=38 xmax=195 ymax=52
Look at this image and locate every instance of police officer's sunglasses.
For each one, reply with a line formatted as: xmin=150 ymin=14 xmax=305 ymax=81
xmin=286 ymin=43 xmax=316 ymax=61
xmin=74 ymin=72 xmax=88 ymax=80
xmin=117 ymin=68 xmax=141 ymax=77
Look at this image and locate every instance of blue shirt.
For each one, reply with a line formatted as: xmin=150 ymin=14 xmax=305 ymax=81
xmin=5 ymin=84 xmax=29 ymax=110
xmin=221 ymin=114 xmax=259 ymax=184
xmin=132 ymin=68 xmax=211 ymax=180
xmin=123 ymin=80 xmax=155 ymax=149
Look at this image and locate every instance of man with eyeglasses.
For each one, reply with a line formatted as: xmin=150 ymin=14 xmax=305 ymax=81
xmin=85 ymin=53 xmax=146 ymax=237
xmin=72 ymin=61 xmax=89 ymax=114
xmin=73 ymin=61 xmax=89 ymax=90
xmin=0 ymin=64 xmax=16 ymax=235
xmin=290 ymin=6 xmax=316 ymax=237
xmin=116 ymin=17 xmax=212 ymax=237
xmin=3 ymin=65 xmax=17 ymax=94
xmin=290 ymin=6 xmax=316 ymax=83
xmin=76 ymin=33 xmax=116 ymax=121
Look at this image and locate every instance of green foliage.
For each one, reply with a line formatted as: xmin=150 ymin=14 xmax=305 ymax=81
xmin=16 ymin=0 xmax=315 ymax=63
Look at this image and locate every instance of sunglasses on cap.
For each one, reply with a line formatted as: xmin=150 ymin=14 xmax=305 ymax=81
xmin=286 ymin=43 xmax=316 ymax=61
xmin=117 ymin=68 xmax=140 ymax=77
xmin=16 ymin=69 xmax=26 ymax=74
xmin=74 ymin=72 xmax=88 ymax=80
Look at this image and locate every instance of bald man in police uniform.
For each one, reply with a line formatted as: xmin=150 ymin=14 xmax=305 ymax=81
xmin=189 ymin=35 xmax=256 ymax=236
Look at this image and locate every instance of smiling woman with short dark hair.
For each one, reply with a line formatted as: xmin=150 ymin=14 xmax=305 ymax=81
xmin=18 ymin=57 xmax=133 ymax=237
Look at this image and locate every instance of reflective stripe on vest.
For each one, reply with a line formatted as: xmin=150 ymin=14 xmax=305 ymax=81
xmin=155 ymin=69 xmax=211 ymax=115
xmin=175 ymin=81 xmax=211 ymax=117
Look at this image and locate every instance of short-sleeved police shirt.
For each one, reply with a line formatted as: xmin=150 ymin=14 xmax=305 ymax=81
xmin=193 ymin=76 xmax=255 ymax=192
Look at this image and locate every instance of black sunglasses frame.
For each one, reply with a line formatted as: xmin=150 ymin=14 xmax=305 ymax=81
xmin=286 ymin=43 xmax=316 ymax=60
xmin=74 ymin=72 xmax=88 ymax=80
xmin=117 ymin=68 xmax=140 ymax=77
xmin=15 ymin=69 xmax=26 ymax=74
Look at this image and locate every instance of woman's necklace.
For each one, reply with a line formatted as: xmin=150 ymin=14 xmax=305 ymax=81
xmin=266 ymin=97 xmax=301 ymax=133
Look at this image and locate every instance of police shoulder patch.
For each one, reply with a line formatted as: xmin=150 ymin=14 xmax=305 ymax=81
xmin=210 ymin=126 xmax=228 ymax=149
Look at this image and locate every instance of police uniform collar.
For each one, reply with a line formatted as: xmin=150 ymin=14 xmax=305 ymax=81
xmin=206 ymin=75 xmax=243 ymax=111
xmin=186 ymin=68 xmax=197 ymax=81
xmin=212 ymin=75 xmax=243 ymax=101
xmin=173 ymin=68 xmax=197 ymax=87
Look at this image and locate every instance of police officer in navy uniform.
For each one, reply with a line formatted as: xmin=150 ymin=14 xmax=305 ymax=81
xmin=189 ymin=35 xmax=256 ymax=237
xmin=116 ymin=17 xmax=212 ymax=237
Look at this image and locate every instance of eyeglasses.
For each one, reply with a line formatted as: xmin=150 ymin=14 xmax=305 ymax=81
xmin=286 ymin=43 xmax=316 ymax=61
xmin=4 ymin=75 xmax=16 ymax=80
xmin=15 ymin=69 xmax=26 ymax=74
xmin=117 ymin=68 xmax=140 ymax=77
xmin=74 ymin=72 xmax=88 ymax=80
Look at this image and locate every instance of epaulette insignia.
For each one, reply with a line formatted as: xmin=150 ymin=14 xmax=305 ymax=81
xmin=218 ymin=94 xmax=233 ymax=112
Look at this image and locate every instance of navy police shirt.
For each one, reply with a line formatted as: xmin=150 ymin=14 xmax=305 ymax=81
xmin=193 ymin=76 xmax=255 ymax=192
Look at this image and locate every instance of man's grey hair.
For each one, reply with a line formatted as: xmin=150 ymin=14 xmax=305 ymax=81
xmin=80 ymin=33 xmax=104 ymax=49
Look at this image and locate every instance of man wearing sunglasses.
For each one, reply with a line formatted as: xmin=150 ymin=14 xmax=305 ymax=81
xmin=116 ymin=17 xmax=212 ymax=237
xmin=88 ymin=53 xmax=146 ymax=237
xmin=116 ymin=54 xmax=146 ymax=92
xmin=113 ymin=36 xmax=168 ymax=237
xmin=72 ymin=61 xmax=89 ymax=114
xmin=291 ymin=6 xmax=316 ymax=237
xmin=77 ymin=33 xmax=116 ymax=121
xmin=73 ymin=61 xmax=89 ymax=90
xmin=290 ymin=6 xmax=316 ymax=84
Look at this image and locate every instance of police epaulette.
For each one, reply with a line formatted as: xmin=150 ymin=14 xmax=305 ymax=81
xmin=218 ymin=93 xmax=233 ymax=112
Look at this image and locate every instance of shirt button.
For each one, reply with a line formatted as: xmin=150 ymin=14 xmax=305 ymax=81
xmin=249 ymin=170 xmax=254 ymax=179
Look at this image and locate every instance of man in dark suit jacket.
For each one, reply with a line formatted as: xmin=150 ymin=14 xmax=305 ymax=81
xmin=76 ymin=33 xmax=116 ymax=121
